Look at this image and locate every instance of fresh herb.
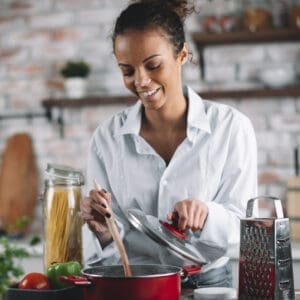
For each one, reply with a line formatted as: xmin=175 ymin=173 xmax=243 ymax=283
xmin=0 ymin=236 xmax=29 ymax=296
xmin=0 ymin=217 xmax=41 ymax=297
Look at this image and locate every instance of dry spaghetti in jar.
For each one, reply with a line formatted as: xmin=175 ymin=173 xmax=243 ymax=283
xmin=43 ymin=163 xmax=84 ymax=269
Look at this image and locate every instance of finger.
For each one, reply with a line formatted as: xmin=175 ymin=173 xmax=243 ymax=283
xmin=192 ymin=206 xmax=202 ymax=231
xmin=80 ymin=211 xmax=94 ymax=221
xmin=186 ymin=202 xmax=196 ymax=230
xmin=177 ymin=205 xmax=188 ymax=231
xmin=93 ymin=180 xmax=112 ymax=205
xmin=167 ymin=212 xmax=173 ymax=221
xmin=90 ymin=201 xmax=111 ymax=218
xmin=199 ymin=209 xmax=208 ymax=229
xmin=90 ymin=190 xmax=110 ymax=209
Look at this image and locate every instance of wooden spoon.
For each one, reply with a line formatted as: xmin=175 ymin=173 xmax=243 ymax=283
xmin=93 ymin=180 xmax=132 ymax=277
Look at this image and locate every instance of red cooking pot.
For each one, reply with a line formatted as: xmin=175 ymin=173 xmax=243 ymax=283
xmin=61 ymin=264 xmax=201 ymax=300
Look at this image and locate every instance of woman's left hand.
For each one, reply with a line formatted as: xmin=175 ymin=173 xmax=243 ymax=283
xmin=167 ymin=199 xmax=208 ymax=232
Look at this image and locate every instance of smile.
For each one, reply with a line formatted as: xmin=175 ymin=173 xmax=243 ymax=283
xmin=139 ymin=87 xmax=160 ymax=98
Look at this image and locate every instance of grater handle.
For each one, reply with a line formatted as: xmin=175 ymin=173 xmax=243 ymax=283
xmin=246 ymin=196 xmax=284 ymax=218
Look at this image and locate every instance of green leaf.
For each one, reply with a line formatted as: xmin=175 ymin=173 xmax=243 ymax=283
xmin=29 ymin=235 xmax=41 ymax=246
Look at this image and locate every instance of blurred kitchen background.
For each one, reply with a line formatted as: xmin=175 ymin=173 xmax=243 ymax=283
xmin=0 ymin=0 xmax=299 ymax=240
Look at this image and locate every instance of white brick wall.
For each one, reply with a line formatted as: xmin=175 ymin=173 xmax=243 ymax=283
xmin=0 ymin=0 xmax=299 ymax=234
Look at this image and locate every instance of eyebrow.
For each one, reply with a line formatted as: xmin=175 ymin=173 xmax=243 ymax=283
xmin=118 ymin=54 xmax=161 ymax=67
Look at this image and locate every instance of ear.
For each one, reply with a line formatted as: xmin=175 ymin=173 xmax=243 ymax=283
xmin=179 ymin=42 xmax=188 ymax=65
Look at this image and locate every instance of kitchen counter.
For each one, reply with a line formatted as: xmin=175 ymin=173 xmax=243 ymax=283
xmin=180 ymin=289 xmax=300 ymax=299
xmin=8 ymin=239 xmax=300 ymax=291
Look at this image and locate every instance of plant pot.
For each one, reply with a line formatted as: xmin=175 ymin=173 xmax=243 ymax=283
xmin=64 ymin=78 xmax=87 ymax=99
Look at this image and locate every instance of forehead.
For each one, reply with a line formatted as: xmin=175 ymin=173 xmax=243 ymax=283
xmin=114 ymin=28 xmax=174 ymax=62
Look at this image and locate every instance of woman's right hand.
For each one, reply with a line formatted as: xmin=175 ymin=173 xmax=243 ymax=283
xmin=80 ymin=188 xmax=113 ymax=245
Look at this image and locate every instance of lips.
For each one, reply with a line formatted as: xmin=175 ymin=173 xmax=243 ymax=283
xmin=138 ymin=87 xmax=160 ymax=98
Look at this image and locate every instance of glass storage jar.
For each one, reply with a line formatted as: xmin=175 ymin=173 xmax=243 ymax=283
xmin=289 ymin=0 xmax=300 ymax=28
xmin=242 ymin=0 xmax=273 ymax=31
xmin=43 ymin=163 xmax=84 ymax=269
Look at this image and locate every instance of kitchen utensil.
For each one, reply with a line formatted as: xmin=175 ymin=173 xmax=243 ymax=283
xmin=238 ymin=196 xmax=295 ymax=299
xmin=127 ymin=208 xmax=207 ymax=265
xmin=193 ymin=287 xmax=237 ymax=299
xmin=0 ymin=133 xmax=39 ymax=235
xmin=93 ymin=180 xmax=132 ymax=277
xmin=61 ymin=264 xmax=201 ymax=300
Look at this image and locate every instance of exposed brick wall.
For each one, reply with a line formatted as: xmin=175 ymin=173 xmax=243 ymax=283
xmin=0 ymin=1 xmax=299 ymax=232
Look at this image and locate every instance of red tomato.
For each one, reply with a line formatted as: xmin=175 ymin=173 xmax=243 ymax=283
xmin=18 ymin=272 xmax=50 ymax=290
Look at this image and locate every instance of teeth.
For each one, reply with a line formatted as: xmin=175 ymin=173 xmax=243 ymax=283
xmin=142 ymin=88 xmax=159 ymax=97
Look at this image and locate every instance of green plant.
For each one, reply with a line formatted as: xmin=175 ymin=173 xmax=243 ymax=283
xmin=60 ymin=60 xmax=91 ymax=78
xmin=0 ymin=217 xmax=41 ymax=297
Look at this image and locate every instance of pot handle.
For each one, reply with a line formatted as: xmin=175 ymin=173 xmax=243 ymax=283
xmin=159 ymin=220 xmax=186 ymax=240
xmin=180 ymin=265 xmax=202 ymax=279
xmin=60 ymin=275 xmax=93 ymax=286
xmin=160 ymin=212 xmax=187 ymax=240
xmin=246 ymin=196 xmax=284 ymax=218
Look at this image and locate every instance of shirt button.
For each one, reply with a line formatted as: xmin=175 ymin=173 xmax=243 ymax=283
xmin=162 ymin=180 xmax=168 ymax=186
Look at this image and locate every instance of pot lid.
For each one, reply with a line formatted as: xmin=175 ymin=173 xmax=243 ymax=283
xmin=127 ymin=208 xmax=207 ymax=265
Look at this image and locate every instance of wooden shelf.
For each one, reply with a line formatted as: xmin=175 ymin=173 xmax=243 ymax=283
xmin=191 ymin=28 xmax=300 ymax=46
xmin=199 ymin=84 xmax=300 ymax=99
xmin=42 ymin=84 xmax=300 ymax=110
xmin=42 ymin=84 xmax=300 ymax=137
xmin=191 ymin=28 xmax=300 ymax=79
xmin=42 ymin=95 xmax=137 ymax=108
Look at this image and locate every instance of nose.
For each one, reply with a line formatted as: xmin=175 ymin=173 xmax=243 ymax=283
xmin=134 ymin=72 xmax=151 ymax=87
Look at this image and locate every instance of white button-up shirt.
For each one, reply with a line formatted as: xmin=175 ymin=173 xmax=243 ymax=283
xmin=82 ymin=86 xmax=257 ymax=272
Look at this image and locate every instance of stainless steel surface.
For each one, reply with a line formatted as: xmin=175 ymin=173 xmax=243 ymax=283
xmin=239 ymin=196 xmax=295 ymax=299
xmin=127 ymin=208 xmax=207 ymax=265
xmin=180 ymin=289 xmax=300 ymax=299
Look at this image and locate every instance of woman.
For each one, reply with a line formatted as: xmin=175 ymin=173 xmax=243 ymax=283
xmin=80 ymin=0 xmax=257 ymax=288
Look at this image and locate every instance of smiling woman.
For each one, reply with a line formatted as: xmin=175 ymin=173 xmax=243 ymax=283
xmin=80 ymin=0 xmax=258 ymax=292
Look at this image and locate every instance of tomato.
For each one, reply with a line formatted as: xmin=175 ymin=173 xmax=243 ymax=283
xmin=18 ymin=272 xmax=50 ymax=290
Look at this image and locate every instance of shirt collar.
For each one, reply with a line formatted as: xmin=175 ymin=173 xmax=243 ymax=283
xmin=118 ymin=100 xmax=142 ymax=136
xmin=185 ymin=86 xmax=211 ymax=134
xmin=117 ymin=86 xmax=211 ymax=136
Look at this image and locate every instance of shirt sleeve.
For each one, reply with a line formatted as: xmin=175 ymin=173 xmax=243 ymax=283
xmin=82 ymin=135 xmax=126 ymax=266
xmin=191 ymin=114 xmax=258 ymax=262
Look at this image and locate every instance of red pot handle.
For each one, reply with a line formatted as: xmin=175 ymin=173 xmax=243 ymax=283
xmin=181 ymin=265 xmax=202 ymax=279
xmin=60 ymin=275 xmax=92 ymax=286
xmin=159 ymin=220 xmax=187 ymax=240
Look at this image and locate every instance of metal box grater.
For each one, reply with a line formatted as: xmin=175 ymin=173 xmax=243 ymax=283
xmin=238 ymin=196 xmax=295 ymax=300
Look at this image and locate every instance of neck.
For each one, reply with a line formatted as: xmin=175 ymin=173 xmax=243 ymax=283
xmin=143 ymin=94 xmax=187 ymax=132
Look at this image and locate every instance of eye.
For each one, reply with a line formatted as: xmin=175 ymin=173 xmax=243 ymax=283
xmin=121 ymin=68 xmax=134 ymax=77
xmin=147 ymin=63 xmax=161 ymax=71
xmin=123 ymin=71 xmax=134 ymax=77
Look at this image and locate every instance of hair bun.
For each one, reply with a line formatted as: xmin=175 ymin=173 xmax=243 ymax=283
xmin=131 ymin=0 xmax=195 ymax=21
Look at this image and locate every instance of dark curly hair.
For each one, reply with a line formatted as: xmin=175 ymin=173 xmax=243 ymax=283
xmin=112 ymin=0 xmax=195 ymax=56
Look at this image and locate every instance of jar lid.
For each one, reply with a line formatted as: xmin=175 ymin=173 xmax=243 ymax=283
xmin=127 ymin=208 xmax=207 ymax=265
xmin=45 ymin=163 xmax=84 ymax=185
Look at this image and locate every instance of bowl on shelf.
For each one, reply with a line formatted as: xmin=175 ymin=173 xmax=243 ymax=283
xmin=258 ymin=66 xmax=296 ymax=88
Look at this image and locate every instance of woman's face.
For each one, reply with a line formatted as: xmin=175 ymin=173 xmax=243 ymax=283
xmin=114 ymin=27 xmax=188 ymax=111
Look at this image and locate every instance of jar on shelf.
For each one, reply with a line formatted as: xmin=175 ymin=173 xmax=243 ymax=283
xmin=242 ymin=0 xmax=273 ymax=31
xmin=200 ymin=0 xmax=242 ymax=33
xmin=43 ymin=163 xmax=84 ymax=269
xmin=270 ymin=0 xmax=291 ymax=28
xmin=289 ymin=0 xmax=300 ymax=28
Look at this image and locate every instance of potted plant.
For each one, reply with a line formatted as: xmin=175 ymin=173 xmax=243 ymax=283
xmin=60 ymin=60 xmax=91 ymax=99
